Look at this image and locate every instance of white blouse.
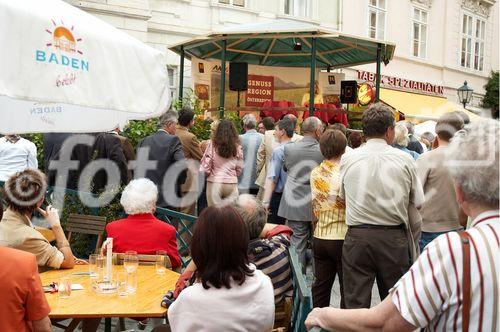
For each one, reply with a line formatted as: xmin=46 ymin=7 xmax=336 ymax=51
xmin=168 ymin=265 xmax=275 ymax=332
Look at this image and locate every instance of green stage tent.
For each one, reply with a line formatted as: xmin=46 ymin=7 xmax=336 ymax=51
xmin=169 ymin=20 xmax=396 ymax=117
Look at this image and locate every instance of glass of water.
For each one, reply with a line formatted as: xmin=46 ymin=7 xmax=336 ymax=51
xmin=126 ymin=271 xmax=138 ymax=294
xmin=155 ymin=250 xmax=167 ymax=274
xmin=89 ymin=254 xmax=104 ymax=279
xmin=58 ymin=276 xmax=72 ymax=298
xmin=123 ymin=250 xmax=138 ymax=274
xmin=116 ymin=272 xmax=128 ymax=297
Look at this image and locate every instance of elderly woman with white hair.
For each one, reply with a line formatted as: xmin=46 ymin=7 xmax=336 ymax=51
xmin=306 ymin=119 xmax=499 ymax=331
xmin=393 ymin=123 xmax=420 ymax=160
xmin=105 ymin=178 xmax=181 ymax=269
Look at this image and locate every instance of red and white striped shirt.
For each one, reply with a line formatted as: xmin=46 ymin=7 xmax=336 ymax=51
xmin=391 ymin=210 xmax=499 ymax=331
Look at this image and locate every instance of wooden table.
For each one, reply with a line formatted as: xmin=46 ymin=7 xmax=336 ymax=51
xmin=36 ymin=227 xmax=56 ymax=242
xmin=41 ymin=265 xmax=179 ymax=331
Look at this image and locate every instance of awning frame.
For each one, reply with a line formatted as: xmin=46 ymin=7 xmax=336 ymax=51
xmin=171 ymin=21 xmax=396 ymax=117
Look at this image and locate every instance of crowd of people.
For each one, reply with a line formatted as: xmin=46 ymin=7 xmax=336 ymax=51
xmin=0 ymin=103 xmax=498 ymax=332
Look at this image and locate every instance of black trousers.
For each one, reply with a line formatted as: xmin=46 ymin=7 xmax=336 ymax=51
xmin=239 ymin=187 xmax=259 ymax=196
xmin=312 ymin=237 xmax=345 ymax=308
xmin=342 ymin=226 xmax=410 ymax=308
xmin=268 ymin=191 xmax=286 ymax=225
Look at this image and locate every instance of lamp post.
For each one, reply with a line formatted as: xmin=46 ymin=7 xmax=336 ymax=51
xmin=457 ymin=81 xmax=474 ymax=109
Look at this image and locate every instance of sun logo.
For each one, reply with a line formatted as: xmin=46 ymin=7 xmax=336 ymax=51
xmin=45 ymin=19 xmax=83 ymax=55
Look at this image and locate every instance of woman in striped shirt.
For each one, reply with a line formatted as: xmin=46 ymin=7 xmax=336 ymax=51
xmin=305 ymin=119 xmax=499 ymax=332
xmin=310 ymin=129 xmax=348 ymax=308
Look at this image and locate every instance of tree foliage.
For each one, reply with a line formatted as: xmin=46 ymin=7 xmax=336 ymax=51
xmin=481 ymin=71 xmax=499 ymax=119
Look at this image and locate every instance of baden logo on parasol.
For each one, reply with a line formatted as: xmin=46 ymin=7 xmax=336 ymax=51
xmin=35 ymin=19 xmax=89 ymax=71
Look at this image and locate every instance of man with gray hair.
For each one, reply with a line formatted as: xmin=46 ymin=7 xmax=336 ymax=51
xmin=137 ymin=110 xmax=187 ymax=209
xmin=238 ymin=113 xmax=263 ymax=195
xmin=306 ymin=119 xmax=499 ymax=332
xmin=400 ymin=120 xmax=423 ymax=154
xmin=234 ymin=194 xmax=293 ymax=303
xmin=279 ymin=116 xmax=324 ymax=271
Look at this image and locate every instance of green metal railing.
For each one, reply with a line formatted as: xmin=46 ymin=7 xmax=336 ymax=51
xmin=156 ymin=206 xmax=196 ymax=268
xmin=289 ymin=246 xmax=313 ymax=332
xmin=1 ymin=183 xmax=197 ymax=268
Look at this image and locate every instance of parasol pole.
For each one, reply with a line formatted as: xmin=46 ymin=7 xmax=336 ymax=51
xmin=309 ymin=36 xmax=317 ymax=117
xmin=375 ymin=43 xmax=381 ymax=103
xmin=179 ymin=45 xmax=185 ymax=105
xmin=219 ymin=39 xmax=227 ymax=118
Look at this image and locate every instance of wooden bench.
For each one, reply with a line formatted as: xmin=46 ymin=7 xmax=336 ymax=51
xmin=66 ymin=214 xmax=107 ymax=254
xmin=272 ymin=296 xmax=293 ymax=331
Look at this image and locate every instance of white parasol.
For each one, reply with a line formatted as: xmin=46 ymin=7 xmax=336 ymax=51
xmin=0 ymin=0 xmax=170 ymax=134
xmin=414 ymin=120 xmax=437 ymax=136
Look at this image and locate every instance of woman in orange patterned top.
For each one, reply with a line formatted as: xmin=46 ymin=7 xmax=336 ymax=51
xmin=310 ymin=129 xmax=348 ymax=308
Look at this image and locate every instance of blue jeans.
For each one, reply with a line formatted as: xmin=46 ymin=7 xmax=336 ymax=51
xmin=420 ymin=230 xmax=453 ymax=252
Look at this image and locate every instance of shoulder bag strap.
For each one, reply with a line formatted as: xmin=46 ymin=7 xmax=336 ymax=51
xmin=459 ymin=231 xmax=471 ymax=332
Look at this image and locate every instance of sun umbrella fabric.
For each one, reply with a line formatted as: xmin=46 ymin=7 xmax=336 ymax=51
xmin=0 ymin=0 xmax=170 ymax=134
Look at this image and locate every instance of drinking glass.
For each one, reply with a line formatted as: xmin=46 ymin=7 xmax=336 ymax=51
xmin=123 ymin=250 xmax=138 ymax=274
xmin=116 ymin=272 xmax=128 ymax=297
xmin=58 ymin=276 xmax=71 ymax=299
xmin=155 ymin=250 xmax=167 ymax=274
xmin=126 ymin=271 xmax=138 ymax=294
xmin=89 ymin=254 xmax=103 ymax=279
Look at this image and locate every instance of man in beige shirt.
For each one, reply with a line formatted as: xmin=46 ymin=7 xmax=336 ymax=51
xmin=339 ymin=104 xmax=424 ymax=309
xmin=255 ymin=114 xmax=302 ymax=199
xmin=0 ymin=169 xmax=75 ymax=270
xmin=417 ymin=113 xmax=465 ymax=250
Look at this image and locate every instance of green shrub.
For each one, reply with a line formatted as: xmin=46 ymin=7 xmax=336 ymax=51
xmin=23 ymin=133 xmax=44 ymax=171
xmin=122 ymin=118 xmax=159 ymax=148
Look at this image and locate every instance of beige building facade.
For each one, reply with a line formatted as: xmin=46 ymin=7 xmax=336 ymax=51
xmin=67 ymin=0 xmax=498 ymax=116
xmin=341 ymin=0 xmax=498 ymax=117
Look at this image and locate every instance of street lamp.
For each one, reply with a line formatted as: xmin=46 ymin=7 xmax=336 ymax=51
xmin=457 ymin=81 xmax=474 ymax=108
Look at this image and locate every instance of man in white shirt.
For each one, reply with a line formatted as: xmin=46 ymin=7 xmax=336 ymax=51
xmin=339 ymin=104 xmax=423 ymax=308
xmin=0 ymin=135 xmax=38 ymax=181
xmin=306 ymin=119 xmax=499 ymax=332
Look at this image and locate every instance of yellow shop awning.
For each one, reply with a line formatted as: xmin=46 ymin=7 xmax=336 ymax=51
xmin=380 ymin=88 xmax=481 ymax=122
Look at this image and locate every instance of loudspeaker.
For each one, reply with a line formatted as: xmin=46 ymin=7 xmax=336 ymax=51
xmin=340 ymin=80 xmax=358 ymax=104
xmin=229 ymin=62 xmax=248 ymax=91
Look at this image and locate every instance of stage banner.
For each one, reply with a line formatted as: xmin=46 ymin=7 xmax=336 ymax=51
xmin=319 ymin=72 xmax=345 ymax=105
xmin=246 ymin=75 xmax=274 ymax=106
xmin=192 ymin=57 xmax=335 ymax=110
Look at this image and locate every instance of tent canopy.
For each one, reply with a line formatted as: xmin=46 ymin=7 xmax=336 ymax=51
xmin=380 ymin=88 xmax=481 ymax=122
xmin=169 ymin=21 xmax=395 ymax=68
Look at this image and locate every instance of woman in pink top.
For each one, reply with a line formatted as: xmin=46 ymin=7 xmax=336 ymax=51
xmin=199 ymin=120 xmax=243 ymax=206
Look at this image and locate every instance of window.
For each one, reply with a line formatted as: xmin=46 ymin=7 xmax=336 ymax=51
xmin=284 ymin=0 xmax=311 ymax=18
xmin=474 ymin=18 xmax=485 ymax=71
xmin=368 ymin=0 xmax=386 ymax=39
xmin=412 ymin=8 xmax=428 ymax=58
xmin=219 ymin=0 xmax=245 ymax=6
xmin=167 ymin=66 xmax=177 ymax=98
xmin=461 ymin=13 xmax=485 ymax=71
